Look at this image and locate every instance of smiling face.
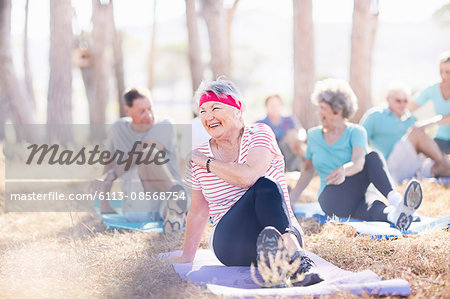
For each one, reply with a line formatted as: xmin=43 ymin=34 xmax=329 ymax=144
xmin=387 ymin=89 xmax=409 ymax=118
xmin=199 ymin=101 xmax=241 ymax=140
xmin=317 ymin=100 xmax=343 ymax=128
xmin=125 ymin=97 xmax=154 ymax=126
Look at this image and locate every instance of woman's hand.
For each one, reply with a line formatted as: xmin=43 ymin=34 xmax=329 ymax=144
xmin=325 ymin=166 xmax=345 ymax=185
xmin=191 ymin=149 xmax=209 ymax=168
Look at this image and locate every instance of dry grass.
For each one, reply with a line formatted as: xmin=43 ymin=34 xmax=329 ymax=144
xmin=0 ymin=145 xmax=449 ymax=298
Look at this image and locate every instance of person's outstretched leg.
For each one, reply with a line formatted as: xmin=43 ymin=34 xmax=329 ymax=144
xmin=407 ymin=127 xmax=450 ymax=177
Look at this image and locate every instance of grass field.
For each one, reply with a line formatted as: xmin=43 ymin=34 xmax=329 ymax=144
xmin=0 ymin=148 xmax=449 ymax=298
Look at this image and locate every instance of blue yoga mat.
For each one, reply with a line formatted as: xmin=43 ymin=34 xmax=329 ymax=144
xmin=99 ymin=213 xmax=164 ymax=233
xmin=94 ymin=199 xmax=164 ymax=233
xmin=294 ymin=202 xmax=450 ymax=239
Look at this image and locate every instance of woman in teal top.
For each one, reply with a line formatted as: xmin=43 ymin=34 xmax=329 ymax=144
xmin=410 ymin=51 xmax=450 ymax=153
xmin=290 ymin=79 xmax=423 ymax=231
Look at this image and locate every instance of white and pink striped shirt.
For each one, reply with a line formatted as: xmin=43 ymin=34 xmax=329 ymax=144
xmin=185 ymin=123 xmax=296 ymax=227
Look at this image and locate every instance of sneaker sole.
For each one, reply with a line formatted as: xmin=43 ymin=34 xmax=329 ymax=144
xmin=396 ymin=180 xmax=423 ymax=231
xmin=256 ymin=226 xmax=283 ymax=265
xmin=403 ymin=180 xmax=422 ymax=210
xmin=163 ymin=186 xmax=188 ymax=234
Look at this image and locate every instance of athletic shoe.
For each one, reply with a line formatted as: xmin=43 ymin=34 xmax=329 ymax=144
xmin=289 ymin=250 xmax=316 ymax=274
xmin=163 ymin=185 xmax=188 ymax=234
xmin=391 ymin=180 xmax=423 ymax=231
xmin=256 ymin=226 xmax=285 ymax=267
xmin=289 ymin=250 xmax=323 ymax=287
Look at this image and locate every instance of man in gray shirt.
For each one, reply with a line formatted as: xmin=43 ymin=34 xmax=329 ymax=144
xmin=90 ymin=87 xmax=187 ymax=232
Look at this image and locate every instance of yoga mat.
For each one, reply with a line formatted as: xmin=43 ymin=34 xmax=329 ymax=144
xmin=99 ymin=214 xmax=163 ymax=233
xmin=163 ymin=249 xmax=411 ymax=297
xmin=94 ymin=199 xmax=164 ymax=233
xmin=294 ymin=202 xmax=450 ymax=239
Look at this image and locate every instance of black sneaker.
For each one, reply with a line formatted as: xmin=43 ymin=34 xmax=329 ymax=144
xmin=256 ymin=226 xmax=285 ymax=267
xmin=290 ymin=251 xmax=323 ymax=287
xmin=289 ymin=250 xmax=316 ymax=274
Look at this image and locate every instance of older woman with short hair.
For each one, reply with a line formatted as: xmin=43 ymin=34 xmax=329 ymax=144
xmin=172 ymin=78 xmax=319 ymax=286
xmin=290 ymin=79 xmax=423 ymax=231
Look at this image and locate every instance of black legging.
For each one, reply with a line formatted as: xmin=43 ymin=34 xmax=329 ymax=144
xmin=212 ymin=177 xmax=300 ymax=266
xmin=319 ymin=151 xmax=394 ymax=222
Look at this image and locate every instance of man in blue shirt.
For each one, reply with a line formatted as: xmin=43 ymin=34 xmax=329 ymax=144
xmin=361 ymin=86 xmax=450 ymax=183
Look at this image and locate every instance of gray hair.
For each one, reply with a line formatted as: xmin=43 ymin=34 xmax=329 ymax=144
xmin=194 ymin=76 xmax=247 ymax=113
xmin=386 ymin=81 xmax=411 ymax=99
xmin=311 ymin=78 xmax=358 ymax=119
xmin=439 ymin=50 xmax=450 ymax=64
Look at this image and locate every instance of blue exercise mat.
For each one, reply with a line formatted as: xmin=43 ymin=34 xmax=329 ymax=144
xmin=294 ymin=202 xmax=450 ymax=239
xmin=99 ymin=213 xmax=164 ymax=233
xmin=94 ymin=199 xmax=164 ymax=233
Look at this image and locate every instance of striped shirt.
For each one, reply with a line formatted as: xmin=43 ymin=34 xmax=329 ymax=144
xmin=185 ymin=123 xmax=296 ymax=227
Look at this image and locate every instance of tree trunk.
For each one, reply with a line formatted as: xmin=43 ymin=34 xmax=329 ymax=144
xmin=113 ymin=30 xmax=126 ymax=117
xmin=48 ymin=0 xmax=73 ymax=125
xmin=225 ymin=0 xmax=239 ymax=78
xmin=48 ymin=0 xmax=73 ymax=143
xmin=0 ymin=0 xmax=35 ymax=140
xmin=201 ymin=0 xmax=229 ymax=78
xmin=349 ymin=0 xmax=378 ymax=122
xmin=109 ymin=0 xmax=125 ymax=118
xmin=24 ymin=0 xmax=35 ymax=108
xmin=185 ymin=0 xmax=204 ymax=96
xmin=293 ymin=0 xmax=316 ymax=130
xmin=90 ymin=0 xmax=114 ymax=139
xmin=148 ymin=0 xmax=157 ymax=91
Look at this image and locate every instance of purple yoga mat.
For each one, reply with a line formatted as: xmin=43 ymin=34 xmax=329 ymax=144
xmin=162 ymin=250 xmax=411 ymax=297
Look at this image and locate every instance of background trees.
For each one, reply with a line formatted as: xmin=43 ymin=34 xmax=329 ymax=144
xmin=0 ymin=0 xmax=447 ymax=138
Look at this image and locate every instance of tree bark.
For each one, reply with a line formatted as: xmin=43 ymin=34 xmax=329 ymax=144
xmin=24 ymin=0 xmax=35 ymax=108
xmin=225 ymin=0 xmax=239 ymax=77
xmin=48 ymin=0 xmax=73 ymax=124
xmin=349 ymin=0 xmax=378 ymax=122
xmin=201 ymin=0 xmax=229 ymax=78
xmin=185 ymin=0 xmax=204 ymax=95
xmin=293 ymin=0 xmax=316 ymax=129
xmin=90 ymin=0 xmax=114 ymax=139
xmin=48 ymin=0 xmax=73 ymax=143
xmin=0 ymin=0 xmax=35 ymax=140
xmin=148 ymin=0 xmax=157 ymax=91
xmin=109 ymin=0 xmax=125 ymax=118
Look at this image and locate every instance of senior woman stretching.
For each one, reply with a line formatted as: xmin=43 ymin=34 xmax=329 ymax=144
xmin=172 ymin=78 xmax=317 ymax=284
xmin=290 ymin=79 xmax=423 ymax=231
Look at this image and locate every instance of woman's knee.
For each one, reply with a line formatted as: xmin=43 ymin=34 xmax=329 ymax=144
xmin=365 ymin=151 xmax=385 ymax=167
xmin=252 ymin=177 xmax=283 ymax=199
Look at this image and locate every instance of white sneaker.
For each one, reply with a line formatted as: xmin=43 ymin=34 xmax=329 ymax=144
xmin=388 ymin=180 xmax=423 ymax=231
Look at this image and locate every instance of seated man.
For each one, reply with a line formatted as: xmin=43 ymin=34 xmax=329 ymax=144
xmin=256 ymin=94 xmax=306 ymax=172
xmin=361 ymin=85 xmax=450 ymax=183
xmin=90 ymin=87 xmax=187 ymax=233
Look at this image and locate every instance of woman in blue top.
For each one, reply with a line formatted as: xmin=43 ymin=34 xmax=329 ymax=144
xmin=290 ymin=79 xmax=423 ymax=230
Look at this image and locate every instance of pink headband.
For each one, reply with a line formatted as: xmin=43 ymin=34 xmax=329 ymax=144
xmin=199 ymin=92 xmax=242 ymax=111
